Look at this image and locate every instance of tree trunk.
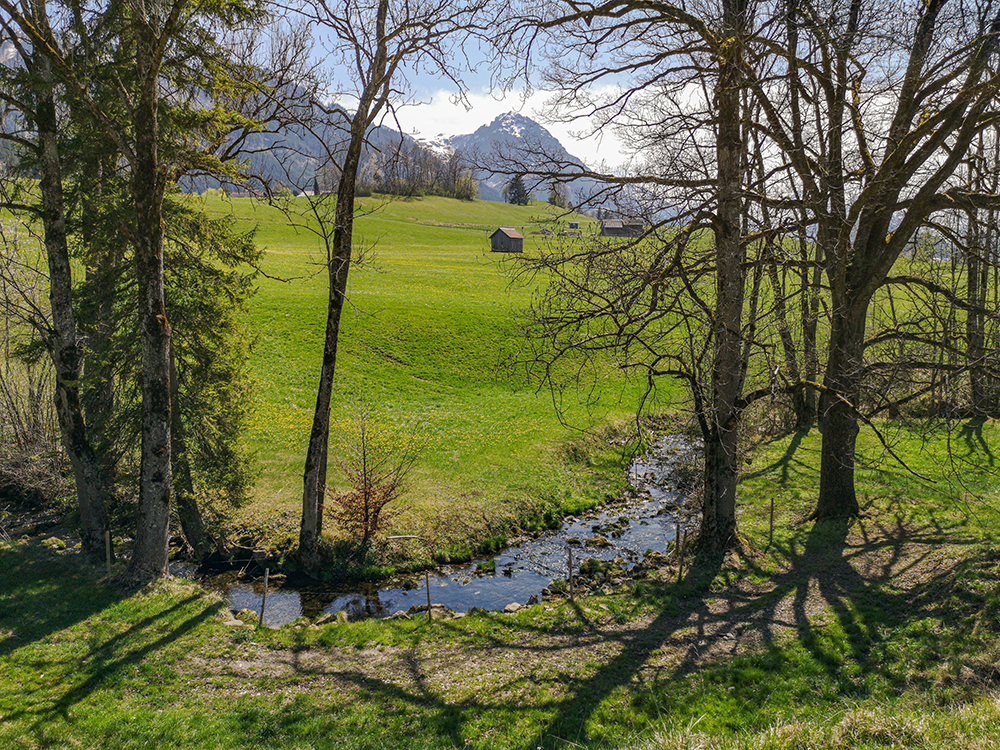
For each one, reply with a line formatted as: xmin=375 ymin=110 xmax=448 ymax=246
xmin=966 ymin=132 xmax=997 ymax=415
xmin=80 ymin=159 xmax=121 ymax=484
xmin=800 ymin=219 xmax=823 ymax=429
xmin=81 ymin=257 xmax=120 ymax=480
xmin=34 ymin=51 xmax=112 ymax=562
xmin=765 ymin=241 xmax=807 ymax=428
xmin=698 ymin=0 xmax=746 ymax=554
xmin=299 ymin=127 xmax=364 ymax=570
xmin=299 ymin=0 xmax=392 ymax=571
xmin=169 ymin=349 xmax=212 ymax=559
xmin=815 ymin=300 xmax=865 ymax=518
xmin=814 ymin=0 xmax=862 ymax=519
xmin=124 ymin=22 xmax=173 ymax=585
xmin=967 ymin=232 xmax=987 ymax=414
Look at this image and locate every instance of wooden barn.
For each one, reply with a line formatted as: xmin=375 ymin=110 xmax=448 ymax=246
xmin=600 ymin=218 xmax=645 ymax=238
xmin=490 ymin=227 xmax=525 ymax=253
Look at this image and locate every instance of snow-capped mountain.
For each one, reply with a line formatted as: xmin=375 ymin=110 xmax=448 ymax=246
xmin=444 ymin=112 xmax=596 ymax=203
xmin=412 ymin=133 xmax=456 ymax=158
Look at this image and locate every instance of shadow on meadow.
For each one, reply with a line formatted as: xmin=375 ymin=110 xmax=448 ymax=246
xmin=264 ymin=496 xmax=997 ymax=749
xmin=0 ymin=543 xmax=123 ymax=657
xmin=0 ymin=542 xmax=223 ymax=746
xmin=6 ymin=418 xmax=999 ymax=749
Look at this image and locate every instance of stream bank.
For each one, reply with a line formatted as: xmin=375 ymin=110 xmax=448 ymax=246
xmin=175 ymin=435 xmax=700 ymax=626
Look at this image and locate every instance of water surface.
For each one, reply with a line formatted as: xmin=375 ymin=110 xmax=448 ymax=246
xmin=175 ymin=435 xmax=694 ymax=626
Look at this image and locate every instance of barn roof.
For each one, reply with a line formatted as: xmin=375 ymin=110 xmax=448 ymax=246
xmin=492 ymin=227 xmax=525 ymax=239
xmin=600 ymin=218 xmax=644 ymax=228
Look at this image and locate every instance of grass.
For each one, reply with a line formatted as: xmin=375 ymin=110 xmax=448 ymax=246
xmin=3 ymin=419 xmax=999 ymax=749
xmin=196 ymin=193 xmax=654 ymax=553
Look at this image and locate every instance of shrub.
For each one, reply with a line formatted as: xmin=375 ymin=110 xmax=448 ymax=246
xmin=325 ymin=407 xmax=419 ymax=553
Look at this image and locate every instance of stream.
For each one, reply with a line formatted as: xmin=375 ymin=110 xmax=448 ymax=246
xmin=172 ymin=435 xmax=697 ymax=627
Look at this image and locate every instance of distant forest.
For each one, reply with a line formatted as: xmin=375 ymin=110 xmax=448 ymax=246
xmin=316 ymin=140 xmax=478 ymax=201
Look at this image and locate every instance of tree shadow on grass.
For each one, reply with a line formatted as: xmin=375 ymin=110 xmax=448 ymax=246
xmin=13 ymin=593 xmax=219 ymax=728
xmin=0 ymin=542 xmax=223 ymax=746
xmin=554 ymin=512 xmax=986 ymax=744
xmin=743 ymin=428 xmax=813 ymax=487
xmin=0 ymin=542 xmax=125 ymax=657
xmin=269 ymin=550 xmax=726 ymax=749
xmin=958 ymin=416 xmax=996 ymax=468
xmin=267 ymin=508 xmax=997 ymax=749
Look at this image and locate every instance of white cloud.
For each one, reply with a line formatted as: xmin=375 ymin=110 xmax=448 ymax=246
xmin=387 ymin=88 xmax=627 ymax=169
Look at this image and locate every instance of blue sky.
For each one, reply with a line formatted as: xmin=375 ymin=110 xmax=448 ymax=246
xmin=315 ymin=23 xmax=627 ymax=168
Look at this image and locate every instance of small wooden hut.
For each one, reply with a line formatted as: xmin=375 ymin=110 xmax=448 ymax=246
xmin=600 ymin=218 xmax=645 ymax=237
xmin=490 ymin=227 xmax=525 ymax=253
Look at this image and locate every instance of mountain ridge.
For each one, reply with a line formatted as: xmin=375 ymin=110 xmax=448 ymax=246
xmin=431 ymin=112 xmax=597 ymax=203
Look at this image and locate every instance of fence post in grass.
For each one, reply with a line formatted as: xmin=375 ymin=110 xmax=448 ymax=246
xmin=568 ymin=546 xmax=574 ymax=601
xmin=425 ymin=569 xmax=432 ymax=622
xmin=105 ymin=530 xmax=112 ymax=578
xmin=768 ymin=495 xmax=775 ymax=550
xmin=676 ymin=521 xmax=684 ymax=582
xmin=258 ymin=567 xmax=269 ymax=629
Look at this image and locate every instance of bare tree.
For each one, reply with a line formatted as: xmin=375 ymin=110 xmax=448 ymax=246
xmin=745 ymin=0 xmax=1000 ymax=517
xmin=503 ymin=0 xmax=761 ymax=554
xmin=271 ymin=0 xmax=491 ymax=570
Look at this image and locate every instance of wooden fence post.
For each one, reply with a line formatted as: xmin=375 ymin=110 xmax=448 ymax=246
xmin=426 ymin=569 xmax=432 ymax=622
xmin=258 ymin=568 xmax=269 ymax=629
xmin=568 ymin=546 xmax=574 ymax=600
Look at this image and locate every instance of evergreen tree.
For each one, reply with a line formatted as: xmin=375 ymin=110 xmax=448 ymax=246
xmin=72 ymin=195 xmax=260 ymax=556
xmin=504 ymin=174 xmax=530 ymax=205
xmin=0 ymin=0 xmax=270 ymax=581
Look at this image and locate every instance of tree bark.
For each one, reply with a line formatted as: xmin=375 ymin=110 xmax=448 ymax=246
xmin=298 ymin=0 xmax=393 ymax=571
xmin=33 ymin=50 xmax=112 ymax=562
xmin=967 ymin=227 xmax=987 ymax=413
xmin=815 ymin=295 xmax=865 ymax=517
xmin=124 ymin=18 xmax=173 ymax=585
xmin=80 ymin=159 xmax=122 ymax=483
xmin=169 ymin=349 xmax=212 ymax=559
xmin=801 ymin=223 xmax=823 ymax=427
xmin=298 ymin=114 xmax=366 ymax=569
xmin=966 ymin=133 xmax=997 ymax=415
xmin=698 ymin=0 xmax=747 ymax=554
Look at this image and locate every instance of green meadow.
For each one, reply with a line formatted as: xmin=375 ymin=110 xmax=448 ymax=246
xmin=5 ymin=194 xmax=1000 ymax=749
xmin=3 ymin=425 xmax=999 ymax=749
xmin=197 ymin=194 xmax=654 ymax=551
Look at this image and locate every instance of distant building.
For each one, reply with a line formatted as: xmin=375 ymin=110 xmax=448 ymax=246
xmin=600 ymin=219 xmax=645 ymax=238
xmin=568 ymin=221 xmax=579 ymax=230
xmin=491 ymin=227 xmax=525 ymax=253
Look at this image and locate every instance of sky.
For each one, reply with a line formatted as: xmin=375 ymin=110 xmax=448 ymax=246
xmin=388 ymin=87 xmax=628 ymax=170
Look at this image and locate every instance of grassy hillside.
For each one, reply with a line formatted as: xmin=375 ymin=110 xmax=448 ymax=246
xmin=196 ymin=194 xmax=654 ymax=550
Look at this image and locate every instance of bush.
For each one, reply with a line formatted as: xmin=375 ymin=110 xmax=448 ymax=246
xmin=325 ymin=407 xmax=419 ymax=553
